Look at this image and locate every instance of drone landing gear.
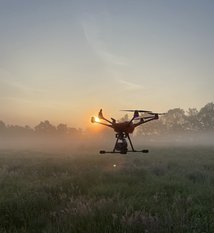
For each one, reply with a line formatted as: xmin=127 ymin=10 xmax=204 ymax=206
xmin=99 ymin=132 xmax=149 ymax=154
xmin=99 ymin=150 xmax=149 ymax=154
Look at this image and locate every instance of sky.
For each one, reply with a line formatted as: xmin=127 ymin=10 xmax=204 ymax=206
xmin=0 ymin=0 xmax=214 ymax=128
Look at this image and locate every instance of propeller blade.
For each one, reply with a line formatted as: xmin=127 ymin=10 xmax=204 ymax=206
xmin=121 ymin=109 xmax=152 ymax=113
xmin=149 ymin=112 xmax=166 ymax=115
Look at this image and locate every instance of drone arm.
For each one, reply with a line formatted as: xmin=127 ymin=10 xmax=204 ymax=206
xmin=128 ymin=110 xmax=140 ymax=125
xmin=128 ymin=116 xmax=136 ymax=125
xmin=102 ymin=117 xmax=113 ymax=124
xmin=134 ymin=115 xmax=158 ymax=128
xmin=94 ymin=121 xmax=113 ymax=128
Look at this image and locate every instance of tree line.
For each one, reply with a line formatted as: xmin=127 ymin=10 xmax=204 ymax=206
xmin=136 ymin=102 xmax=214 ymax=136
xmin=0 ymin=120 xmax=81 ymax=138
xmin=0 ymin=102 xmax=213 ymax=138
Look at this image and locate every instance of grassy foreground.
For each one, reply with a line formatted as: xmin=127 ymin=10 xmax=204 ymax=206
xmin=0 ymin=147 xmax=214 ymax=233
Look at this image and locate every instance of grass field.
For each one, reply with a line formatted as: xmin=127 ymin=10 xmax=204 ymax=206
xmin=0 ymin=147 xmax=214 ymax=233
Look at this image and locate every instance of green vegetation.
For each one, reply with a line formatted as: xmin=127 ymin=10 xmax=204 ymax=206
xmin=0 ymin=147 xmax=214 ymax=233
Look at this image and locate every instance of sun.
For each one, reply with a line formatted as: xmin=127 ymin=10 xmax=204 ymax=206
xmin=94 ymin=117 xmax=100 ymax=122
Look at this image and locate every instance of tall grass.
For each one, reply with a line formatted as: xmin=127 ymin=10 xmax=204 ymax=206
xmin=0 ymin=147 xmax=213 ymax=233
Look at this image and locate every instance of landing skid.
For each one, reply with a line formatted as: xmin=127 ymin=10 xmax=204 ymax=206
xmin=100 ymin=149 xmax=149 ymax=154
xmin=99 ymin=132 xmax=149 ymax=154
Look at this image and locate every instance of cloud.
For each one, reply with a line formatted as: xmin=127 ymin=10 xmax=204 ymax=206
xmin=81 ymin=14 xmax=128 ymax=66
xmin=118 ymin=79 xmax=144 ymax=91
xmin=80 ymin=14 xmax=143 ymax=92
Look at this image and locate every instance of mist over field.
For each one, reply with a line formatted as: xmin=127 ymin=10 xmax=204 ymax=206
xmin=0 ymin=103 xmax=214 ymax=152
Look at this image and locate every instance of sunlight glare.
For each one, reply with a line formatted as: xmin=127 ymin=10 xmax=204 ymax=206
xmin=95 ymin=117 xmax=100 ymax=123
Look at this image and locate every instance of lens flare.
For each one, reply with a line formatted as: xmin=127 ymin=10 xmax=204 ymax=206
xmin=95 ymin=117 xmax=100 ymax=122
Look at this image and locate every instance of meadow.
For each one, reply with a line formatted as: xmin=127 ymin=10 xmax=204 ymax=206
xmin=0 ymin=147 xmax=213 ymax=233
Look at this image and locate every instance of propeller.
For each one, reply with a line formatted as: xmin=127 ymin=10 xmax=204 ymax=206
xmin=148 ymin=112 xmax=166 ymax=115
xmin=121 ymin=109 xmax=152 ymax=113
xmin=121 ymin=110 xmax=166 ymax=119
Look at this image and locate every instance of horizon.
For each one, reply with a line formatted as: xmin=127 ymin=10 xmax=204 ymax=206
xmin=1 ymin=1 xmax=214 ymax=128
xmin=0 ymin=102 xmax=213 ymax=129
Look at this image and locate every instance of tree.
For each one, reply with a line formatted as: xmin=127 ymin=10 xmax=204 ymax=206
xmin=186 ymin=108 xmax=201 ymax=131
xmin=68 ymin=127 xmax=80 ymax=136
xmin=57 ymin=123 xmax=68 ymax=135
xmin=198 ymin=102 xmax=214 ymax=130
xmin=163 ymin=108 xmax=187 ymax=133
xmin=0 ymin=121 xmax=6 ymax=135
xmin=118 ymin=114 xmax=129 ymax=123
xmin=35 ymin=121 xmax=56 ymax=135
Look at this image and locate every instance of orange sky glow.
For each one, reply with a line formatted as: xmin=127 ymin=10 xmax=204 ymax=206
xmin=0 ymin=1 xmax=214 ymax=129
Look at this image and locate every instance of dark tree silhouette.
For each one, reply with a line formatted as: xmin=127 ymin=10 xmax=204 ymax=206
xmin=198 ymin=103 xmax=214 ymax=130
xmin=68 ymin=127 xmax=81 ymax=136
xmin=35 ymin=121 xmax=56 ymax=135
xmin=119 ymin=114 xmax=129 ymax=123
xmin=0 ymin=121 xmax=6 ymax=135
xmin=134 ymin=104 xmax=214 ymax=136
xmin=164 ymin=108 xmax=188 ymax=133
xmin=0 ymin=121 xmax=6 ymax=130
xmin=57 ymin=123 xmax=68 ymax=135
xmin=186 ymin=108 xmax=201 ymax=131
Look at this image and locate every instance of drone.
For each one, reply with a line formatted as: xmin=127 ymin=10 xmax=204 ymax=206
xmin=91 ymin=109 xmax=165 ymax=154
